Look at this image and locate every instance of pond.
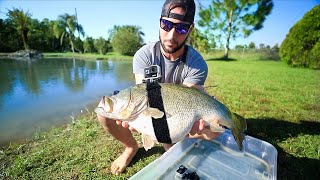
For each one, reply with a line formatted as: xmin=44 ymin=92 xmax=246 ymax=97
xmin=0 ymin=58 xmax=135 ymax=147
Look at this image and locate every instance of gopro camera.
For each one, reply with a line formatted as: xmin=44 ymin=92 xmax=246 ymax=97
xmin=143 ymin=65 xmax=161 ymax=83
xmin=175 ymin=165 xmax=200 ymax=180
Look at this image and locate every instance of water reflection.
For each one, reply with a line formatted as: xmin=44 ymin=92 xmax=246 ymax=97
xmin=0 ymin=58 xmax=134 ymax=146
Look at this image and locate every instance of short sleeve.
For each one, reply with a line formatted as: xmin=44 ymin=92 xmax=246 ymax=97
xmin=132 ymin=43 xmax=155 ymax=74
xmin=183 ymin=48 xmax=208 ymax=85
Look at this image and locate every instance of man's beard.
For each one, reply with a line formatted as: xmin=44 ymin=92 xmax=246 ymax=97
xmin=159 ymin=35 xmax=188 ymax=54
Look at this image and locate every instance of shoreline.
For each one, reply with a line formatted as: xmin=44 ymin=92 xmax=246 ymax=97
xmin=0 ymin=52 xmax=133 ymax=61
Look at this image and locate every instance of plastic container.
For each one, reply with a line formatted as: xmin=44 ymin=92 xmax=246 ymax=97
xmin=129 ymin=129 xmax=277 ymax=180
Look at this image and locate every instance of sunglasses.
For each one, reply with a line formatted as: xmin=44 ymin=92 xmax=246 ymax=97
xmin=160 ymin=19 xmax=191 ymax=35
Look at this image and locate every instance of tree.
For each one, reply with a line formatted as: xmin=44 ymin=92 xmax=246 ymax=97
xmin=280 ymin=5 xmax=320 ymax=69
xmin=94 ymin=37 xmax=108 ymax=55
xmin=271 ymin=44 xmax=279 ymax=53
xmin=28 ymin=18 xmax=57 ymax=51
xmin=53 ymin=13 xmax=85 ymax=53
xmin=7 ymin=8 xmax=32 ymax=50
xmin=248 ymin=42 xmax=256 ymax=49
xmin=198 ymin=0 xmax=273 ymax=59
xmin=188 ymin=27 xmax=212 ymax=53
xmin=234 ymin=44 xmax=244 ymax=51
xmin=74 ymin=37 xmax=84 ymax=53
xmin=110 ymin=25 xmax=144 ymax=56
xmin=83 ymin=37 xmax=95 ymax=53
xmin=0 ymin=18 xmax=22 ymax=52
xmin=259 ymin=43 xmax=265 ymax=50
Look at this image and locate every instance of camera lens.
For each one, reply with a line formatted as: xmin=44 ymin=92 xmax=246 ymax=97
xmin=151 ymin=67 xmax=155 ymax=72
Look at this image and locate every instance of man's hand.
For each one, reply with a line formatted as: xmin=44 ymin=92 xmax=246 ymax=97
xmin=116 ymin=120 xmax=136 ymax=132
xmin=116 ymin=119 xmax=221 ymax=140
xmin=189 ymin=119 xmax=205 ymax=135
xmin=188 ymin=119 xmax=221 ymax=140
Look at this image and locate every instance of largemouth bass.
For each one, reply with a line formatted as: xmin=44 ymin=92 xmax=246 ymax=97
xmin=95 ymin=83 xmax=247 ymax=151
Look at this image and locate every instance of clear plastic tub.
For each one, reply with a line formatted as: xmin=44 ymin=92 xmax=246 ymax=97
xmin=130 ymin=129 xmax=277 ymax=180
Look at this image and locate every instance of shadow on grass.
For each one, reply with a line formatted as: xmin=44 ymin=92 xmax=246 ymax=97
xmin=246 ymin=118 xmax=320 ymax=180
xmin=128 ymin=146 xmax=165 ymax=167
xmin=206 ymin=57 xmax=237 ymax=61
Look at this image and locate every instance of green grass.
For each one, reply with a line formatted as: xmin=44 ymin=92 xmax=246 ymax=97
xmin=0 ymin=114 xmax=164 ymax=179
xmin=1 ymin=53 xmax=319 ymax=179
xmin=205 ymin=59 xmax=320 ymax=179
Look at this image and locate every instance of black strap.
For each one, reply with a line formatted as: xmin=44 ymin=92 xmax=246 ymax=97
xmin=155 ymin=42 xmax=165 ymax=82
xmin=155 ymin=41 xmax=188 ymax=84
xmin=146 ymin=82 xmax=172 ymax=144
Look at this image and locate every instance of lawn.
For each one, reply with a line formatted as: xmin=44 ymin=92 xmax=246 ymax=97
xmin=1 ymin=53 xmax=319 ymax=179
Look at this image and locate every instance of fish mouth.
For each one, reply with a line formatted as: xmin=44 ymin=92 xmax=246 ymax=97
xmin=95 ymin=90 xmax=148 ymax=121
xmin=94 ymin=96 xmax=115 ymax=118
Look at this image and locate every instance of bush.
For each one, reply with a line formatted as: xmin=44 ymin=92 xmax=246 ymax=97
xmin=74 ymin=37 xmax=84 ymax=53
xmin=280 ymin=5 xmax=320 ymax=69
xmin=83 ymin=37 xmax=95 ymax=53
xmin=94 ymin=37 xmax=108 ymax=55
xmin=111 ymin=26 xmax=143 ymax=56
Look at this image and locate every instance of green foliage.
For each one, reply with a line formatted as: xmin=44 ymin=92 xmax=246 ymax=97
xmin=279 ymin=5 xmax=320 ymax=69
xmin=94 ymin=37 xmax=108 ymax=55
xmin=83 ymin=37 xmax=95 ymax=53
xmin=28 ymin=18 xmax=58 ymax=52
xmin=6 ymin=8 xmax=32 ymax=50
xmin=198 ymin=0 xmax=273 ymax=59
xmin=234 ymin=44 xmax=246 ymax=50
xmin=74 ymin=37 xmax=84 ymax=53
xmin=0 ymin=18 xmax=22 ymax=52
xmin=258 ymin=43 xmax=280 ymax=60
xmin=53 ymin=13 xmax=85 ymax=53
xmin=248 ymin=42 xmax=256 ymax=49
xmin=232 ymin=43 xmax=280 ymax=61
xmin=110 ymin=25 xmax=144 ymax=56
xmin=188 ymin=27 xmax=212 ymax=53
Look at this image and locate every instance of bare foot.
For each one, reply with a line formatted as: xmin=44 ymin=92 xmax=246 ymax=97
xmin=111 ymin=145 xmax=139 ymax=175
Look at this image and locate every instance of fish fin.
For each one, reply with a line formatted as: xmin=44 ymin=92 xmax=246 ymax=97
xmin=209 ymin=124 xmax=225 ymax=133
xmin=94 ymin=107 xmax=108 ymax=117
xmin=142 ymin=134 xmax=155 ymax=151
xmin=95 ymin=107 xmax=132 ymax=121
xmin=233 ymin=113 xmax=247 ymax=130
xmin=231 ymin=113 xmax=247 ymax=151
xmin=142 ymin=107 xmax=164 ymax=119
xmin=203 ymin=117 xmax=225 ymax=132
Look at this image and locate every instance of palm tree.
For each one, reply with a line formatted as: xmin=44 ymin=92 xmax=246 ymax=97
xmin=53 ymin=13 xmax=85 ymax=53
xmin=7 ymin=8 xmax=32 ymax=50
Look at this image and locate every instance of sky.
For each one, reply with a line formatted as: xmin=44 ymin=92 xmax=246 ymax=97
xmin=0 ymin=0 xmax=319 ymax=48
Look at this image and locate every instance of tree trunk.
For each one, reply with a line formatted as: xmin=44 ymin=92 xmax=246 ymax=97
xmin=224 ymin=10 xmax=233 ymax=60
xmin=70 ymin=39 xmax=75 ymax=54
xmin=224 ymin=37 xmax=230 ymax=59
xmin=22 ymin=29 xmax=29 ymax=50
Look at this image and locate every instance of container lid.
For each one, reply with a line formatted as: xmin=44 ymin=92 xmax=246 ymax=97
xmin=130 ymin=129 xmax=277 ymax=180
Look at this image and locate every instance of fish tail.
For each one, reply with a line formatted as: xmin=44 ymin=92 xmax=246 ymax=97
xmin=231 ymin=113 xmax=247 ymax=151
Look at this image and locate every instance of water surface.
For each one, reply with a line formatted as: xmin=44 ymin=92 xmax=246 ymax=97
xmin=0 ymin=58 xmax=134 ymax=146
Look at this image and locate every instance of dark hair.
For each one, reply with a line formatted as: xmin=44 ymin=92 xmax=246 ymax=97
xmin=161 ymin=0 xmax=195 ymax=23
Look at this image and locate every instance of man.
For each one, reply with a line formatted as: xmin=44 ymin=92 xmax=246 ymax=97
xmin=97 ymin=0 xmax=220 ymax=175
